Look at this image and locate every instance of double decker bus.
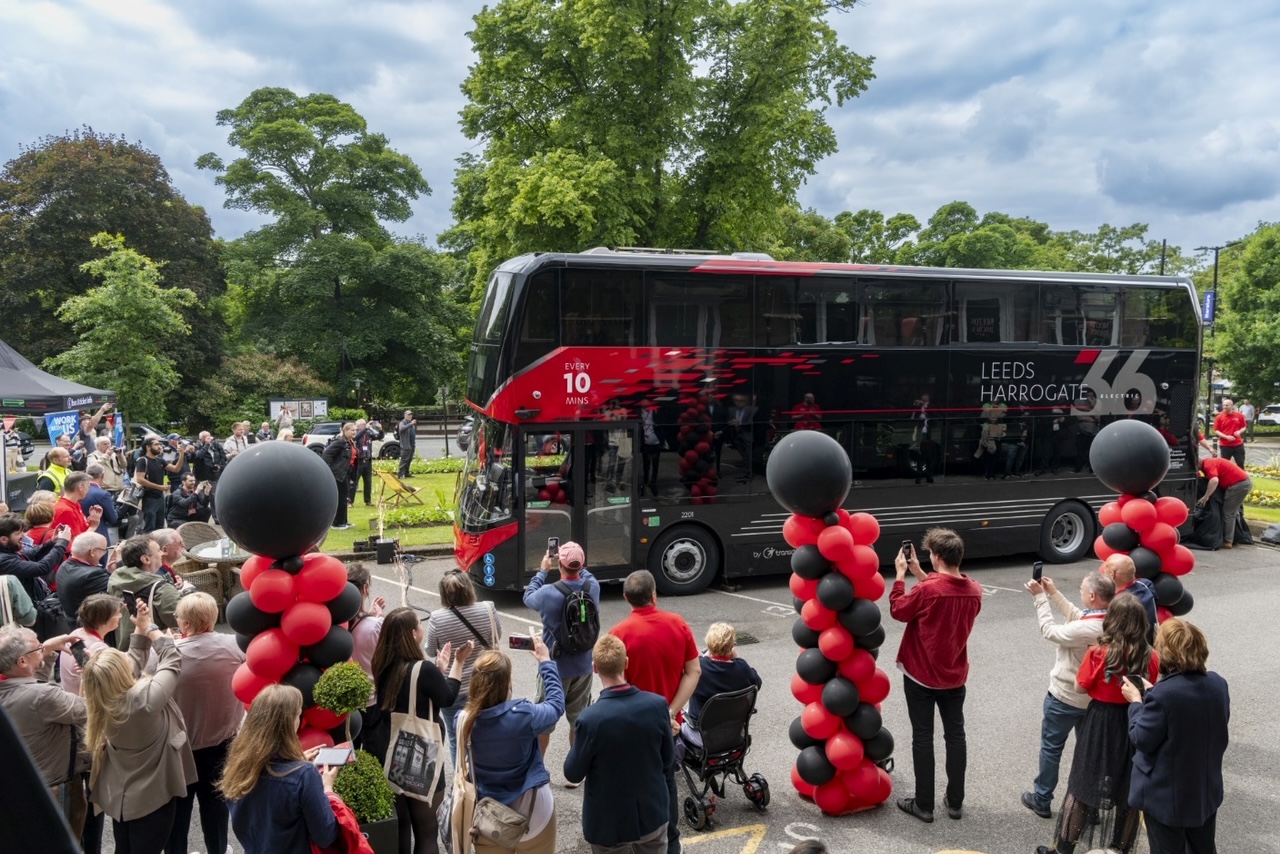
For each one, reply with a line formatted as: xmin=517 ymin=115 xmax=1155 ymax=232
xmin=454 ymin=249 xmax=1201 ymax=595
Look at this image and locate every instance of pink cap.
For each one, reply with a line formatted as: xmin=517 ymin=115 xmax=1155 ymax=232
xmin=558 ymin=541 xmax=585 ymax=570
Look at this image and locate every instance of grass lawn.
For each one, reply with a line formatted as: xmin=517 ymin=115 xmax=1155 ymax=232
xmin=1243 ymin=473 xmax=1280 ymax=524
xmin=319 ymin=471 xmax=458 ymax=553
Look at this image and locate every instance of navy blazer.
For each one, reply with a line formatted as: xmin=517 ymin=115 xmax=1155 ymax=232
xmin=564 ymin=684 xmax=674 ymax=847
xmin=1128 ymin=670 xmax=1230 ymax=827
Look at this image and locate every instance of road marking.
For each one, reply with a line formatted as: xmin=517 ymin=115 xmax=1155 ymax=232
xmin=685 ymin=823 xmax=767 ymax=854
xmin=713 ymin=588 xmax=793 ymax=608
xmin=369 ymin=573 xmax=542 ymax=628
xmin=778 ymin=821 xmax=822 ymax=849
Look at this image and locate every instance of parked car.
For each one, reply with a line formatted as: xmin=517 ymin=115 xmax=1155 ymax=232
xmin=1257 ymin=404 xmax=1280 ymax=426
xmin=127 ymin=423 xmax=166 ymax=445
xmin=301 ymin=421 xmax=399 ymax=459
xmin=456 ymin=415 xmax=474 ymax=452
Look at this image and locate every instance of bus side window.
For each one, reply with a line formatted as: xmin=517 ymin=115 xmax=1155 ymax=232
xmin=861 ymin=279 xmax=946 ymax=346
xmin=1042 ymin=285 xmax=1117 ymax=346
xmin=563 ymin=269 xmax=641 ymax=346
xmin=514 ymin=270 xmax=560 ymax=372
xmin=796 ymin=278 xmax=858 ymax=344
xmin=1120 ymin=286 xmax=1199 ymax=348
xmin=757 ymin=278 xmax=799 ymax=346
xmin=954 ymin=282 xmax=1038 ymax=343
xmin=647 ymin=276 xmax=751 ymax=348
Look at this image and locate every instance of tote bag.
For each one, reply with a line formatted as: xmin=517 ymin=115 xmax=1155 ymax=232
xmin=439 ymin=734 xmax=477 ymax=854
xmin=383 ymin=661 xmax=444 ymax=801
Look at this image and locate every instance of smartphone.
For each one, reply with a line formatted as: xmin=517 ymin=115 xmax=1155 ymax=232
xmin=70 ymin=639 xmax=89 ymax=667
xmin=121 ymin=590 xmax=138 ymax=617
xmin=901 ymin=540 xmax=913 ymax=558
xmin=547 ymin=536 xmax=559 ymax=558
xmin=509 ymin=634 xmax=535 ymax=651
xmin=1032 ymin=561 xmax=1044 ymax=582
xmin=1124 ymin=674 xmax=1146 ymax=698
xmin=313 ymin=746 xmax=356 ymax=767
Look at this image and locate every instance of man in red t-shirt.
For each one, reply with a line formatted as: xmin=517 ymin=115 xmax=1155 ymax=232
xmin=1213 ymin=398 xmax=1247 ymax=467
xmin=610 ymin=569 xmax=699 ymax=854
xmin=890 ymin=527 xmax=983 ymax=823
xmin=1200 ymin=455 xmax=1253 ymax=548
xmin=51 ymin=472 xmax=101 ymax=546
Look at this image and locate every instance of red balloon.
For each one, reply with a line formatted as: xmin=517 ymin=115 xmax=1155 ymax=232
xmin=246 ymin=628 xmax=299 ymax=681
xmin=298 ymin=726 xmax=334 ymax=751
xmin=790 ymin=573 xmax=820 ymax=601
xmin=814 ymin=779 xmax=850 ymax=815
xmin=1094 ymin=535 xmax=1117 ymax=561
xmin=250 ymin=568 xmax=298 ymax=614
xmin=537 ymin=488 xmax=551 ymax=502
xmin=231 ymin=662 xmax=272 ymax=706
xmin=1098 ymin=501 xmax=1123 ymax=527
xmin=239 ymin=554 xmax=275 ymax=591
xmin=845 ymin=512 xmax=880 ymax=546
xmin=801 ymin=701 xmax=842 ymax=740
xmin=871 ymin=766 xmax=894 ymax=804
xmin=684 ymin=450 xmax=699 ymax=465
xmin=818 ymin=625 xmax=855 ymax=661
xmin=783 ymin=515 xmax=825 ymax=548
xmin=842 ymin=759 xmax=881 ymax=800
xmin=1164 ymin=544 xmax=1195 ymax=577
xmin=1143 ymin=522 xmax=1178 ymax=555
xmin=791 ymin=764 xmax=816 ymax=799
xmin=837 ymin=649 xmax=875 ymax=685
xmin=555 ymin=489 xmax=567 ymax=504
xmin=826 ymin=730 xmax=866 ymax=770
xmin=303 ymin=705 xmax=347 ymax=731
xmin=852 ymin=570 xmax=886 ymax=602
xmin=817 ymin=526 xmax=856 ymax=563
xmin=791 ymin=673 xmax=823 ymax=704
xmin=1156 ymin=605 xmax=1173 ymax=624
xmin=837 ymin=545 xmax=880 ymax=582
xmin=1117 ymin=494 xmax=1135 ymax=506
xmin=859 ymin=667 xmax=891 ymax=705
xmin=295 ymin=554 xmax=348 ymax=604
xmin=1155 ymin=496 xmax=1189 ymax=528
xmin=1121 ymin=499 xmax=1158 ymax=534
xmin=801 ymin=599 xmax=838 ymax=631
xmin=695 ymin=441 xmax=710 ymax=454
xmin=281 ymin=601 xmax=333 ymax=647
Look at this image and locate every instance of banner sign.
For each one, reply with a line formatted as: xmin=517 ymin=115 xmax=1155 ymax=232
xmin=43 ymin=410 xmax=80 ymax=444
xmin=109 ymin=413 xmax=125 ymax=448
xmin=1202 ymin=291 xmax=1216 ymax=325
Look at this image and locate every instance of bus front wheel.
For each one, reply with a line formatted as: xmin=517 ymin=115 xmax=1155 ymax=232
xmin=1040 ymin=501 xmax=1094 ymax=563
xmin=650 ymin=525 xmax=721 ymax=596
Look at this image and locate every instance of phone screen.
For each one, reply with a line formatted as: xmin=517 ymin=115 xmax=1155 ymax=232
xmin=547 ymin=537 xmax=559 ymax=557
xmin=509 ymin=634 xmax=535 ymax=651
xmin=901 ymin=540 xmax=912 ymax=557
xmin=313 ymin=747 xmax=355 ymax=766
xmin=1032 ymin=561 xmax=1044 ymax=581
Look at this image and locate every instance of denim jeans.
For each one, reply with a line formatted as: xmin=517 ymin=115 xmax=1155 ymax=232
xmin=1032 ymin=692 xmax=1087 ymax=809
xmin=902 ymin=676 xmax=967 ymax=811
xmin=442 ymin=696 xmax=465 ymax=766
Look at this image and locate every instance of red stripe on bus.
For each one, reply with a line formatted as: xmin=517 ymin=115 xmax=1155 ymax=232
xmin=1075 ymin=349 xmax=1101 ymax=364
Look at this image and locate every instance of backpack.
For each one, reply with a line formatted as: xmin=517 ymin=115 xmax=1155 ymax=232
xmin=552 ymin=581 xmax=599 ymax=658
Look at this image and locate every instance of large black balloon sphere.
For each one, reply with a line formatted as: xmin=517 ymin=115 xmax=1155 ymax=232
xmin=1090 ymin=420 xmax=1170 ymax=496
xmin=816 ymin=573 xmax=855 ymax=612
xmin=792 ymin=619 xmax=821 ymax=649
xmin=282 ymin=662 xmax=324 ymax=708
xmin=789 ymin=715 xmax=823 ymax=750
xmin=844 ymin=702 xmax=883 ymax=740
xmin=796 ymin=745 xmax=838 ymax=786
xmin=797 ymin=648 xmax=838 ymax=685
xmin=821 ymin=677 xmax=861 ymax=717
xmin=226 ymin=591 xmax=281 ymax=636
xmin=1152 ymin=573 xmax=1185 ymax=607
xmin=1102 ymin=522 xmax=1141 ymax=552
xmin=791 ymin=545 xmax=830 ymax=580
xmin=838 ymin=599 xmax=882 ymax=638
xmin=326 ymin=583 xmax=364 ymax=625
xmin=1168 ymin=589 xmax=1194 ymax=616
xmin=216 ymin=441 xmax=338 ymax=559
xmin=863 ymin=727 xmax=895 ymax=762
xmin=854 ymin=624 xmax=886 ymax=652
xmin=1130 ymin=546 xmax=1162 ymax=581
xmin=304 ymin=627 xmax=356 ymax=669
xmin=766 ymin=430 xmax=852 ymax=518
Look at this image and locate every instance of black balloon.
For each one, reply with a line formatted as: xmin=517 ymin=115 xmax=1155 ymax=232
xmin=283 ymin=662 xmax=323 ymax=708
xmin=226 ymin=591 xmax=281 ymax=636
xmin=1102 ymin=522 xmax=1141 ymax=552
xmin=797 ymin=648 xmax=838 ymax=685
xmin=791 ymin=545 xmax=830 ymax=580
xmin=766 ymin=431 xmax=852 ymax=518
xmin=816 ymin=573 xmax=855 ymax=612
xmin=821 ymin=677 xmax=861 ymax=717
xmin=1168 ymin=589 xmax=1194 ymax=616
xmin=823 ymin=512 xmax=840 ymax=527
xmin=792 ymin=619 xmax=821 ymax=649
xmin=282 ymin=555 xmax=306 ymax=574
xmin=329 ymin=708 xmax=363 ymax=744
xmin=216 ymin=442 xmax=337 ymax=559
xmin=789 ymin=715 xmax=823 ymax=751
xmin=838 ymin=599 xmax=882 ymax=638
xmin=1152 ymin=573 xmax=1185 ymax=607
xmin=844 ymin=702 xmax=883 ymax=740
xmin=854 ymin=624 xmax=886 ymax=652
xmin=326 ymin=583 xmax=363 ymax=625
xmin=796 ymin=745 xmax=838 ymax=786
xmin=1130 ymin=546 xmax=1162 ymax=580
xmin=867 ymin=646 xmax=880 ymax=661
xmin=862 ymin=726 xmax=895 ymax=762
xmin=304 ymin=627 xmax=356 ymax=669
xmin=793 ymin=596 xmax=805 ymax=615
xmin=234 ymin=633 xmax=253 ymax=653
xmin=1089 ymin=420 xmax=1170 ymax=496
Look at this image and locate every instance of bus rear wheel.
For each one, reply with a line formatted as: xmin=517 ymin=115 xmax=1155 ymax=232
xmin=650 ymin=525 xmax=720 ymax=596
xmin=1040 ymin=501 xmax=1094 ymax=563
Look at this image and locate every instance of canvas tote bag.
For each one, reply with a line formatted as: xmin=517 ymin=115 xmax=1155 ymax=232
xmin=383 ymin=661 xmax=444 ymax=801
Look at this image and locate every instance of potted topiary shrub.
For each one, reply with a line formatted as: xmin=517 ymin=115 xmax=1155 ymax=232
xmin=333 ymin=749 xmax=397 ymax=854
xmin=313 ymin=661 xmax=374 ymax=745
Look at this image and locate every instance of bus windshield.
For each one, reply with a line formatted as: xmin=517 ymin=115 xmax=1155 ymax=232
xmin=455 ymin=415 xmax=515 ymax=532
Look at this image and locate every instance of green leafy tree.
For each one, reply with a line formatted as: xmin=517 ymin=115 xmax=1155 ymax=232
xmin=195 ymin=353 xmax=331 ymax=436
xmin=835 ymin=209 xmax=921 ymax=263
xmin=443 ymin=0 xmax=875 ymax=286
xmin=1213 ymin=224 xmax=1279 ymax=403
xmin=768 ymin=207 xmax=853 ymax=261
xmin=46 ymin=234 xmax=196 ymax=424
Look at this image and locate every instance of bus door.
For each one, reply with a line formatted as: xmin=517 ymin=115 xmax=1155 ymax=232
xmin=517 ymin=425 xmax=635 ymax=578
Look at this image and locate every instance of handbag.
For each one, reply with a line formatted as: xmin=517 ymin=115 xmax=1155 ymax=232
xmin=118 ymin=481 xmax=144 ymax=510
xmin=440 ymin=733 xmax=477 ymax=854
xmin=32 ymin=577 xmax=71 ymax=641
xmin=472 ymin=796 xmax=530 ymax=849
xmin=383 ymin=661 xmax=444 ymax=801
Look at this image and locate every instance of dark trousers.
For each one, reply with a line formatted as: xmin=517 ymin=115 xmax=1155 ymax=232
xmin=334 ymin=478 xmax=349 ymax=526
xmin=902 ymin=676 xmax=967 ymax=811
xmin=140 ymin=497 xmax=165 ymax=533
xmin=398 ymin=445 xmax=415 ymax=478
xmin=665 ymin=766 xmax=681 ymax=854
xmin=350 ymin=461 xmax=374 ymax=505
xmin=642 ymin=445 xmax=661 ymax=489
xmin=82 ymin=774 xmax=105 ymax=854
xmin=112 ymin=797 xmax=177 ymax=854
xmin=1219 ymin=444 xmax=1245 ymax=467
xmin=1145 ymin=812 xmax=1217 ymax=854
xmin=167 ymin=739 xmax=231 ymax=854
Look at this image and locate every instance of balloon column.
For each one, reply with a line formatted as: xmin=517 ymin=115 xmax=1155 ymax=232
xmin=219 ymin=442 xmax=367 ymax=748
xmin=1089 ymin=420 xmax=1196 ymax=620
xmin=675 ymin=402 xmax=718 ymax=504
xmin=767 ymin=430 xmax=895 ymax=815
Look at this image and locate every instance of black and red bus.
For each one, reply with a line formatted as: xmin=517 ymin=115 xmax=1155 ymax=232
xmin=454 ymin=249 xmax=1201 ymax=595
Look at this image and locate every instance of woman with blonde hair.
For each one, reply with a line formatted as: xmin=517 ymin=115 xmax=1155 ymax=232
xmin=277 ymin=428 xmax=294 ymax=443
xmin=83 ymin=600 xmax=195 ymax=854
xmin=426 ymin=567 xmax=501 ymax=758
xmin=220 ymin=684 xmax=339 ymax=853
xmin=458 ymin=640 xmax=563 ymax=854
xmin=680 ymin=622 xmax=762 ymax=752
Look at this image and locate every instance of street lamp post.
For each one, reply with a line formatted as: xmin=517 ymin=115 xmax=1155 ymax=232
xmin=354 ymin=378 xmax=362 ymax=409
xmin=1195 ymin=241 xmax=1240 ymax=436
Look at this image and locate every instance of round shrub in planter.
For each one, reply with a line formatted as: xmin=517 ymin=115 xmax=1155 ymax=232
xmin=334 ymin=749 xmax=398 ymax=853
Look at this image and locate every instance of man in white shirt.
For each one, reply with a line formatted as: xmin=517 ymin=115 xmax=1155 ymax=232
xmin=222 ymin=423 xmax=250 ymax=459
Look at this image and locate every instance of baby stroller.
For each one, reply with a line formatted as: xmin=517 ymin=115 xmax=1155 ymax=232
xmin=677 ymin=685 xmax=769 ymax=830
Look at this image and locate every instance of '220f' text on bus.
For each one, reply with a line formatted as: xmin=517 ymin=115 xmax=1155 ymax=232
xmin=454 ymin=249 xmax=1201 ymax=595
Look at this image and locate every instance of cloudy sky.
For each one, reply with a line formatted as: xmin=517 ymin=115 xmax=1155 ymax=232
xmin=2 ymin=0 xmax=1276 ymax=257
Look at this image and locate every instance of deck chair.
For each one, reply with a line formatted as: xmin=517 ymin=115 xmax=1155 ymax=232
xmin=375 ymin=469 xmax=425 ymax=508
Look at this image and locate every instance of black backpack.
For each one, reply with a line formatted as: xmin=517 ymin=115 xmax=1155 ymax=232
xmin=552 ymin=580 xmax=599 ymax=658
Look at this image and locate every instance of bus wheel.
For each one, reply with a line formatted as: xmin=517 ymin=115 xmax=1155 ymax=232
xmin=1040 ymin=501 xmax=1094 ymax=563
xmin=650 ymin=526 xmax=721 ymax=596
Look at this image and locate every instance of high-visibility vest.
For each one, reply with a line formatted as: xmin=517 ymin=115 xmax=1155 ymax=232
xmin=38 ymin=463 xmax=69 ymax=493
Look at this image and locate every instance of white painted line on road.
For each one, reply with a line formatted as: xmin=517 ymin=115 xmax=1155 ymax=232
xmin=369 ymin=573 xmax=542 ymax=628
xmin=712 ymin=588 xmax=793 ymax=608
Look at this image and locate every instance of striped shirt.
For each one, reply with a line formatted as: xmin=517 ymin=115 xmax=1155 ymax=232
xmin=426 ymin=602 xmax=502 ymax=695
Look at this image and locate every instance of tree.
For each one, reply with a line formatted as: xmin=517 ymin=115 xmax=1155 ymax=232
xmin=1212 ymin=224 xmax=1279 ymax=403
xmin=443 ymin=0 xmax=875 ymax=286
xmin=0 ymin=128 xmax=227 ymax=419
xmin=195 ymin=353 xmax=331 ymax=436
xmin=46 ymin=234 xmax=196 ymax=425
xmin=835 ymin=209 xmax=921 ymax=263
